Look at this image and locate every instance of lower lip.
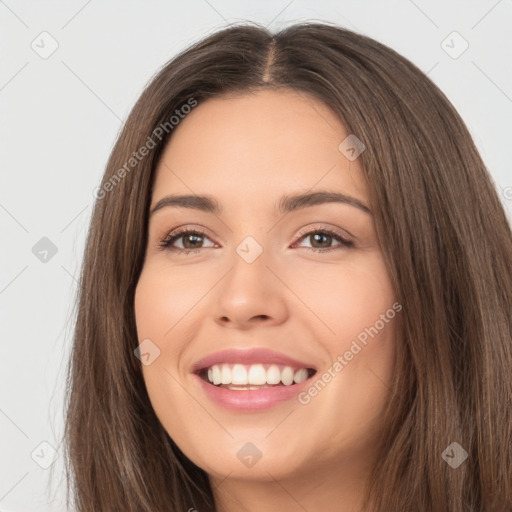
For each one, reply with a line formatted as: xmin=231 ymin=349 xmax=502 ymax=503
xmin=193 ymin=373 xmax=313 ymax=411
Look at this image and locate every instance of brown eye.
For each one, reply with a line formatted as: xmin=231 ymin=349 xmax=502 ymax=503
xmin=293 ymin=228 xmax=353 ymax=253
xmin=159 ymin=229 xmax=215 ymax=252
xmin=158 ymin=226 xmax=353 ymax=256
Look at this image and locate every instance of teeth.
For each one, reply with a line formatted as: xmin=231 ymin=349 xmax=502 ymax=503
xmin=221 ymin=365 xmax=231 ymax=384
xmin=231 ymin=364 xmax=247 ymax=385
xmin=248 ymin=364 xmax=267 ymax=385
xmin=205 ymin=363 xmax=312 ymax=387
xmin=212 ymin=365 xmax=222 ymax=385
xmin=266 ymin=365 xmax=281 ymax=384
xmin=281 ymin=366 xmax=294 ymax=386
xmin=293 ymin=368 xmax=309 ymax=384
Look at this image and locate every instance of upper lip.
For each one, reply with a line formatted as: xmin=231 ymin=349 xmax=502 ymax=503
xmin=191 ymin=348 xmax=318 ymax=374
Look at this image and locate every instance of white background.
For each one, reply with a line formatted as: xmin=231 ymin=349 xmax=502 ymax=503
xmin=1 ymin=1 xmax=511 ymax=510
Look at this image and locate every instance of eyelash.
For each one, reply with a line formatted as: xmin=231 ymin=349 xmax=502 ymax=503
xmin=157 ymin=225 xmax=354 ymax=256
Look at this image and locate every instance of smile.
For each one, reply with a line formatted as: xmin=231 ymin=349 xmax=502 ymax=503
xmin=200 ymin=363 xmax=316 ymax=389
xmin=191 ymin=348 xmax=319 ymax=410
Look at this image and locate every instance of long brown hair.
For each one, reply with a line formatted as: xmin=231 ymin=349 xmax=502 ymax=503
xmin=62 ymin=21 xmax=512 ymax=511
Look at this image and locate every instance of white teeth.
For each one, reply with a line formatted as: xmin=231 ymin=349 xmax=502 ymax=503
xmin=212 ymin=365 xmax=222 ymax=385
xmin=221 ymin=365 xmax=231 ymax=384
xmin=248 ymin=364 xmax=267 ymax=385
xmin=205 ymin=363 xmax=312 ymax=387
xmin=266 ymin=365 xmax=281 ymax=384
xmin=293 ymin=368 xmax=309 ymax=384
xmin=281 ymin=366 xmax=294 ymax=386
xmin=231 ymin=364 xmax=247 ymax=385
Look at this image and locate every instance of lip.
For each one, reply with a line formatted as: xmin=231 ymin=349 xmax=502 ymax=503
xmin=193 ymin=374 xmax=315 ymax=411
xmin=190 ymin=348 xmax=317 ymax=411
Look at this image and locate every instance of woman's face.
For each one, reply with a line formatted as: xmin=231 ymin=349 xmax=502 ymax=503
xmin=134 ymin=89 xmax=398 ymax=486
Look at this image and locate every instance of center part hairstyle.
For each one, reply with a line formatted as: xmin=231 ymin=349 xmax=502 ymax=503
xmin=63 ymin=21 xmax=512 ymax=512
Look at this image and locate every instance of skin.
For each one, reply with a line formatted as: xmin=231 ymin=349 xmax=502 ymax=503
xmin=134 ymin=89 xmax=398 ymax=512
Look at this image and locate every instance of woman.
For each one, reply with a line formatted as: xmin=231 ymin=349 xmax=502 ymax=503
xmin=63 ymin=21 xmax=512 ymax=511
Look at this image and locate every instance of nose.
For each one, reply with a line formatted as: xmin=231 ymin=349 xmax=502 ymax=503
xmin=213 ymin=243 xmax=289 ymax=330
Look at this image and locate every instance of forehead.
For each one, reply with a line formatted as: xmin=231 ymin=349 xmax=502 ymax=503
xmin=151 ymin=89 xmax=368 ymax=209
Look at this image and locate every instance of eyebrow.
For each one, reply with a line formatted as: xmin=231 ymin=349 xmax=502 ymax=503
xmin=149 ymin=190 xmax=372 ymax=217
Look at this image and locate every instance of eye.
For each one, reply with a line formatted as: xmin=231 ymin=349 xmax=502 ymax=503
xmin=158 ymin=227 xmax=216 ymax=255
xmin=292 ymin=226 xmax=354 ymax=253
xmin=157 ymin=225 xmax=353 ymax=255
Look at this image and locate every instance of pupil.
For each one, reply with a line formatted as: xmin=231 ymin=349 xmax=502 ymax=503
xmin=184 ymin=234 xmax=202 ymax=249
xmin=312 ymin=233 xmax=331 ymax=248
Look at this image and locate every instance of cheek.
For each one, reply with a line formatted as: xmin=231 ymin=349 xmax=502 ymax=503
xmin=133 ymin=266 xmax=187 ymax=408
xmin=134 ymin=263 xmax=203 ymax=341
xmin=292 ymin=252 xmax=397 ymax=344
xmin=134 ymin=268 xmax=204 ymax=454
xmin=291 ymin=252 xmax=398 ymax=413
